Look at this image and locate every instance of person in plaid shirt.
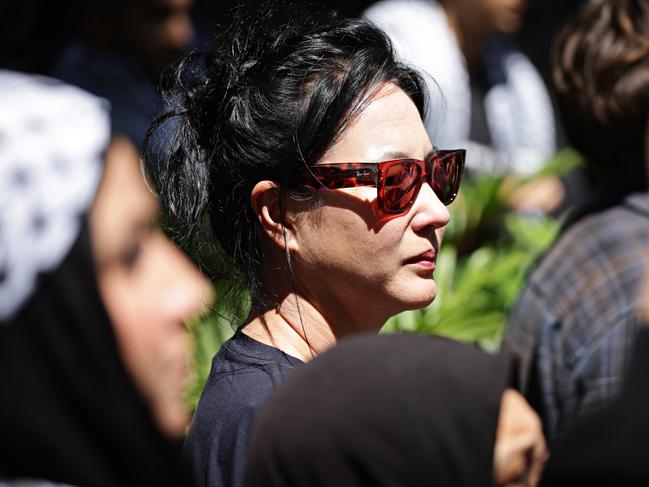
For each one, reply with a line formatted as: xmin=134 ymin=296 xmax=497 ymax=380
xmin=505 ymin=0 xmax=649 ymax=440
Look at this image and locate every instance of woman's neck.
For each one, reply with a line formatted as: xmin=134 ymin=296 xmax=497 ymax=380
xmin=242 ymin=292 xmax=381 ymax=362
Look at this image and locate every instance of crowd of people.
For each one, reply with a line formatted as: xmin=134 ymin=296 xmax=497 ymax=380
xmin=1 ymin=0 xmax=648 ymax=486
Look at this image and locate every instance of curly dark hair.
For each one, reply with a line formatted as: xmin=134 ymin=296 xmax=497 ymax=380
xmin=143 ymin=3 xmax=426 ymax=309
xmin=552 ymin=0 xmax=649 ymax=190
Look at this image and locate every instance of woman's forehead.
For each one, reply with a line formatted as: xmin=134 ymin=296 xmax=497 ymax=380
xmin=318 ymin=83 xmax=432 ymax=164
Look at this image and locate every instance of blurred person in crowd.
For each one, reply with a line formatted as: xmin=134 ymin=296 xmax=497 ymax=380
xmin=540 ymin=327 xmax=649 ymax=485
xmin=144 ymin=5 xmax=466 ymax=486
xmin=515 ymin=0 xmax=587 ymax=83
xmin=51 ymin=0 xmax=196 ymax=149
xmin=246 ymin=334 xmax=547 ymax=487
xmin=0 ymin=70 xmax=210 ymax=486
xmin=505 ymin=0 xmax=649 ymax=440
xmin=0 ymin=0 xmax=84 ymax=74
xmin=195 ymin=0 xmax=375 ymax=31
xmin=540 ymin=229 xmax=649 ymax=486
xmin=364 ymin=0 xmax=556 ymax=176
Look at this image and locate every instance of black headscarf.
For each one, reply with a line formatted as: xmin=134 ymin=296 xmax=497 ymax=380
xmin=0 ymin=71 xmax=185 ymax=486
xmin=246 ymin=333 xmax=512 ymax=487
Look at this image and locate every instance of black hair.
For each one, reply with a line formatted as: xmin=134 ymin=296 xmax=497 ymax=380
xmin=143 ymin=2 xmax=426 ymax=313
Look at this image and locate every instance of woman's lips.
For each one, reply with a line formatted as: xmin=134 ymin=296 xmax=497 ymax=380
xmin=404 ymin=250 xmax=437 ymax=269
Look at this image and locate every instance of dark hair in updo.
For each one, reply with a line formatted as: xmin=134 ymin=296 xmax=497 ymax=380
xmin=143 ymin=3 xmax=426 ymax=307
xmin=552 ymin=0 xmax=649 ymax=192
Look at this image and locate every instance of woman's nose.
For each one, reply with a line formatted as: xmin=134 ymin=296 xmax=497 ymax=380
xmin=410 ymin=182 xmax=450 ymax=232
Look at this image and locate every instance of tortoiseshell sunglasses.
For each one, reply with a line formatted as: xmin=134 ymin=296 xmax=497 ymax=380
xmin=293 ymin=149 xmax=465 ymax=214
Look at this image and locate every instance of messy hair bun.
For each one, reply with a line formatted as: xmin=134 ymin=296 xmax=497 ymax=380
xmin=143 ymin=3 xmax=426 ymax=307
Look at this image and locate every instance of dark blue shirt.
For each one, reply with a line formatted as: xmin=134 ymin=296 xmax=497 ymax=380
xmin=183 ymin=329 xmax=303 ymax=487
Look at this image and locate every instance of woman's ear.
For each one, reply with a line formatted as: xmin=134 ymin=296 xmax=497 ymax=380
xmin=251 ymin=181 xmax=299 ymax=252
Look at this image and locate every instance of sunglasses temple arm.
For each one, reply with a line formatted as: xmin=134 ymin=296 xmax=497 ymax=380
xmin=301 ymin=164 xmax=330 ymax=191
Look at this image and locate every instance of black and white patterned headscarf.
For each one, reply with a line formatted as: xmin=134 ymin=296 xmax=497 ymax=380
xmin=0 ymin=70 xmax=107 ymax=320
xmin=0 ymin=71 xmax=185 ymax=487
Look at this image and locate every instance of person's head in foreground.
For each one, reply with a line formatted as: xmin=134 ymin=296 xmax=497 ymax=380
xmin=0 ymin=71 xmax=209 ymax=486
xmin=552 ymin=0 xmax=649 ymax=205
xmin=246 ymin=334 xmax=547 ymax=487
xmin=144 ymin=3 xmax=465 ymax=360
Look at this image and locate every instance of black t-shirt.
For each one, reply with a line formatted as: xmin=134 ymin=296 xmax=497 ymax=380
xmin=183 ymin=329 xmax=303 ymax=487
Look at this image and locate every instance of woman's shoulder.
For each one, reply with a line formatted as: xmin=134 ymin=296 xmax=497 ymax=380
xmin=211 ymin=329 xmax=301 ymax=372
xmin=183 ymin=331 xmax=303 ymax=485
xmin=198 ymin=330 xmax=302 ymax=410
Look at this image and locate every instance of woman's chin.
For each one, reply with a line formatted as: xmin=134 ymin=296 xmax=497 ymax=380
xmin=396 ymin=281 xmax=437 ymax=311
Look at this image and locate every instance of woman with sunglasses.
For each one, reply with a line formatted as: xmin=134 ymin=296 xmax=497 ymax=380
xmin=144 ymin=6 xmax=466 ymax=487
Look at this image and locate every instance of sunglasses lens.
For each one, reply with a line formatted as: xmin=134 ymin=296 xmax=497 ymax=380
xmin=381 ymin=161 xmax=422 ymax=213
xmin=433 ymin=151 xmax=463 ymax=205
